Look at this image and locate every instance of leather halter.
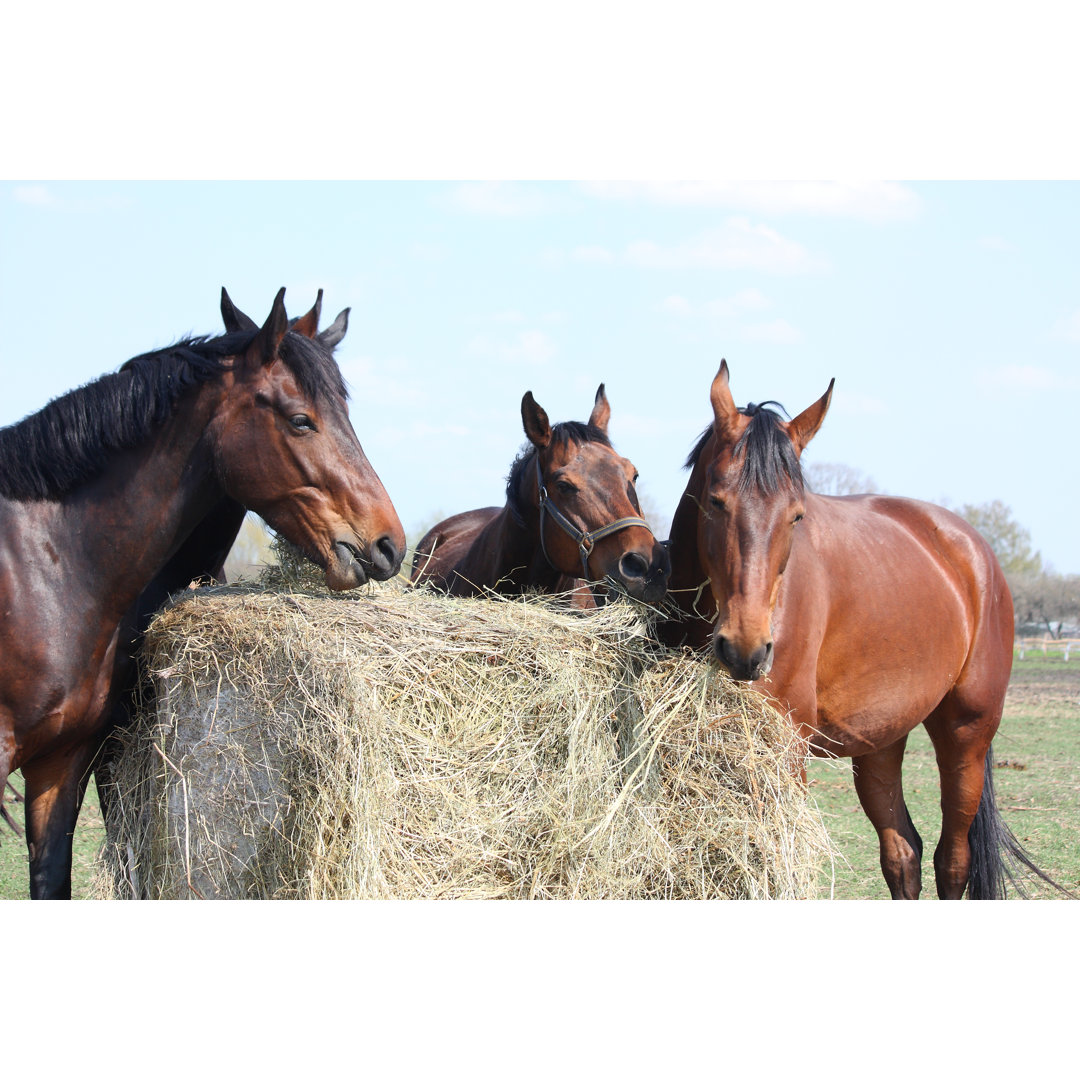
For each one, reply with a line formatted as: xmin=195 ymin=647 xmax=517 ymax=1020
xmin=534 ymin=455 xmax=650 ymax=582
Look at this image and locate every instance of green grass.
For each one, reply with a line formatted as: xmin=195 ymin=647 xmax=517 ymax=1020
xmin=808 ymin=653 xmax=1080 ymax=899
xmin=4 ymin=653 xmax=1078 ymax=900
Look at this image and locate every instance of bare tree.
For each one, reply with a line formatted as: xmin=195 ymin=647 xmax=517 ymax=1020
xmin=955 ymin=499 xmax=1043 ymax=576
xmin=803 ymin=462 xmax=880 ymax=496
xmin=1009 ymin=571 xmax=1080 ymax=638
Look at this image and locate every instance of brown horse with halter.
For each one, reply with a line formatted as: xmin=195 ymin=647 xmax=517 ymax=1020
xmin=661 ymin=360 xmax=1061 ymax=899
xmin=411 ymin=385 xmax=669 ymax=605
xmin=0 ymin=289 xmax=405 ymax=898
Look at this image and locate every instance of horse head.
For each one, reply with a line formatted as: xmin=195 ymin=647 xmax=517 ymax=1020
xmin=521 ymin=384 xmax=669 ymax=604
xmin=693 ymin=360 xmax=833 ymax=680
xmin=212 ymin=288 xmax=406 ymax=590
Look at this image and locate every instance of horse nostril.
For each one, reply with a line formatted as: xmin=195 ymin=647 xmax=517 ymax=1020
xmin=370 ymin=534 xmax=404 ymax=579
xmin=619 ymin=552 xmax=650 ymax=580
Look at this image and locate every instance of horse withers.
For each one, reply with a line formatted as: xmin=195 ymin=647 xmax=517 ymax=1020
xmin=661 ymin=360 xmax=1058 ymax=899
xmin=0 ymin=288 xmax=405 ymax=898
xmin=411 ymin=385 xmax=669 ymax=606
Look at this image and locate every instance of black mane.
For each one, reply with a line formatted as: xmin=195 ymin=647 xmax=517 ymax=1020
xmin=0 ymin=328 xmax=347 ymax=502
xmin=505 ymin=420 xmax=612 ymax=527
xmin=684 ymin=401 xmax=804 ymax=495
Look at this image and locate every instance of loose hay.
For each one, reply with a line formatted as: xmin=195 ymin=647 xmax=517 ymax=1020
xmin=92 ymin=576 xmax=836 ymax=899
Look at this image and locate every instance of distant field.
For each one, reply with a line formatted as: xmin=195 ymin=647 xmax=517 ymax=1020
xmin=3 ymin=650 xmax=1077 ymax=900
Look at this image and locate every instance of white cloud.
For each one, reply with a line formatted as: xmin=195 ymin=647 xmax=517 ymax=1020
xmin=660 ymin=288 xmax=772 ymax=319
xmin=978 ymin=364 xmax=1080 ymax=392
xmin=446 ymin=182 xmax=561 ymax=217
xmin=580 ymin=181 xmax=921 ymax=222
xmin=1051 ymin=311 xmax=1080 ymax=343
xmin=571 ymin=245 xmax=615 ymax=264
xmin=466 ymin=329 xmax=557 ymax=365
xmin=740 ymin=318 xmax=803 ymax=345
xmin=13 ymin=185 xmax=56 ymax=207
xmin=624 ymin=218 xmax=825 ymax=274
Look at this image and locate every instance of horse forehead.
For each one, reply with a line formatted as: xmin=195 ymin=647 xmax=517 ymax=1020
xmin=556 ymin=442 xmax=626 ymax=475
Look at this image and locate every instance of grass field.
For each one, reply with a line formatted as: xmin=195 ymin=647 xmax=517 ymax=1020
xmin=2 ymin=650 xmax=1077 ymax=900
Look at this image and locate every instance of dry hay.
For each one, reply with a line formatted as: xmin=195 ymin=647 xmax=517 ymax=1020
xmin=92 ymin=573 xmax=837 ymax=900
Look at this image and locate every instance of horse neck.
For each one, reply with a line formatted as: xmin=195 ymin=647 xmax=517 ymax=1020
xmin=59 ymin=385 xmax=230 ymax=621
xmin=661 ymin=445 xmax=716 ymax=645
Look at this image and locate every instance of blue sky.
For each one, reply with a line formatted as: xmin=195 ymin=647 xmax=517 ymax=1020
xmin=2 ymin=180 xmax=1078 ymax=572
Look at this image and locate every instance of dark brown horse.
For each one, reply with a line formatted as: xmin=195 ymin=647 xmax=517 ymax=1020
xmin=661 ymin=360 xmax=1060 ymax=899
xmin=89 ymin=288 xmax=355 ymax=826
xmin=0 ymin=289 xmax=405 ymax=898
xmin=411 ymin=385 xmax=669 ymax=605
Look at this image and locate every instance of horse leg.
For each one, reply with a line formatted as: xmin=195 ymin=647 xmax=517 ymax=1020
xmin=21 ymin=739 xmax=101 ymax=899
xmin=851 ymin=737 xmax=924 ymax=899
xmin=923 ymin=711 xmax=997 ymax=899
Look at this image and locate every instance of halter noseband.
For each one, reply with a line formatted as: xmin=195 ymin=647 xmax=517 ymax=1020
xmin=534 ymin=455 xmax=650 ymax=583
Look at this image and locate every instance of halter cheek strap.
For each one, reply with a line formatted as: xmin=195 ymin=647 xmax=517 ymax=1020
xmin=534 ymin=456 xmax=651 ymax=582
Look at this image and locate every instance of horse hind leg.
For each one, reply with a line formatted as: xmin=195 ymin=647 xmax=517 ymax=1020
xmin=923 ymin=708 xmax=997 ymax=899
xmin=852 ymin=737 xmax=924 ymax=899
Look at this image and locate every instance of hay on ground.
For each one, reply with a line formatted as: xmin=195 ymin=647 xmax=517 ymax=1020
xmin=92 ymin=575 xmax=836 ymax=899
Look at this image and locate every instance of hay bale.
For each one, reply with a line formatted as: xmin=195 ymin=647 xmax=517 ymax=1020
xmin=93 ymin=578 xmax=836 ymax=899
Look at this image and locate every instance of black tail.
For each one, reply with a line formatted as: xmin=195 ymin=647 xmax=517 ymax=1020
xmin=967 ymin=746 xmax=1073 ymax=899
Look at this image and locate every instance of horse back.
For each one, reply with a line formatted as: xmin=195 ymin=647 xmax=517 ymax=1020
xmin=410 ymin=507 xmax=503 ymax=593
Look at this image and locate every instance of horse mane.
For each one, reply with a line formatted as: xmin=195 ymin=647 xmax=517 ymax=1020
xmin=0 ymin=328 xmax=348 ymax=502
xmin=505 ymin=420 xmax=612 ymax=527
xmin=684 ymin=401 xmax=804 ymax=495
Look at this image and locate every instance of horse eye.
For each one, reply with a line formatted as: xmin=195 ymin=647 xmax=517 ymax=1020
xmin=709 ymin=495 xmax=725 ymax=511
xmin=632 ymin=472 xmax=640 ymax=486
xmin=793 ymin=513 xmax=804 ymax=525
xmin=290 ymin=414 xmax=315 ymax=431
xmin=555 ymin=480 xmax=577 ymax=495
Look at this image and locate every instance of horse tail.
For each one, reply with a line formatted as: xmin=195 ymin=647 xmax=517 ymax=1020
xmin=967 ymin=745 xmax=1072 ymax=899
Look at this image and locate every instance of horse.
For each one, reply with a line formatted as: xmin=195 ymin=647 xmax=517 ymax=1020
xmin=660 ymin=360 xmax=1060 ymax=899
xmin=411 ymin=385 xmax=670 ymax=605
xmin=0 ymin=288 xmax=405 ymax=898
xmin=89 ymin=288 xmax=355 ymax=827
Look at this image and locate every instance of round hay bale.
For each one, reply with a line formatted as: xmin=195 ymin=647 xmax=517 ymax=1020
xmin=92 ymin=578 xmax=837 ymax=899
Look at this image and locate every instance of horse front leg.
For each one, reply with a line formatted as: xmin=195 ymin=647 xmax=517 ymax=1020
xmin=852 ymin=737 xmax=924 ymax=899
xmin=21 ymin=740 xmax=101 ymax=900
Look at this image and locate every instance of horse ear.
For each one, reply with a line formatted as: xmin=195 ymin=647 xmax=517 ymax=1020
xmin=709 ymin=360 xmax=741 ymax=442
xmin=788 ymin=378 xmax=835 ymax=454
xmin=521 ymin=391 xmax=552 ymax=449
xmin=588 ymin=383 xmax=611 ymax=434
xmin=243 ymin=288 xmax=289 ymax=370
xmin=318 ymin=308 xmax=350 ymax=350
xmin=290 ymin=289 xmax=324 ymax=338
xmin=220 ymin=287 xmax=258 ymax=332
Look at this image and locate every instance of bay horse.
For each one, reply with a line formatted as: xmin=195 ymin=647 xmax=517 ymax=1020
xmin=0 ymin=288 xmax=405 ymax=898
xmin=411 ymin=385 xmax=669 ymax=605
xmin=89 ymin=288 xmax=355 ymax=825
xmin=661 ymin=360 xmax=1058 ymax=899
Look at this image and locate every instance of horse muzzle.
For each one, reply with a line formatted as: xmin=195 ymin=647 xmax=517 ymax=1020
xmin=611 ymin=542 xmax=670 ymax=604
xmin=713 ymin=633 xmax=774 ymax=682
xmin=327 ymin=533 xmax=404 ymax=590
